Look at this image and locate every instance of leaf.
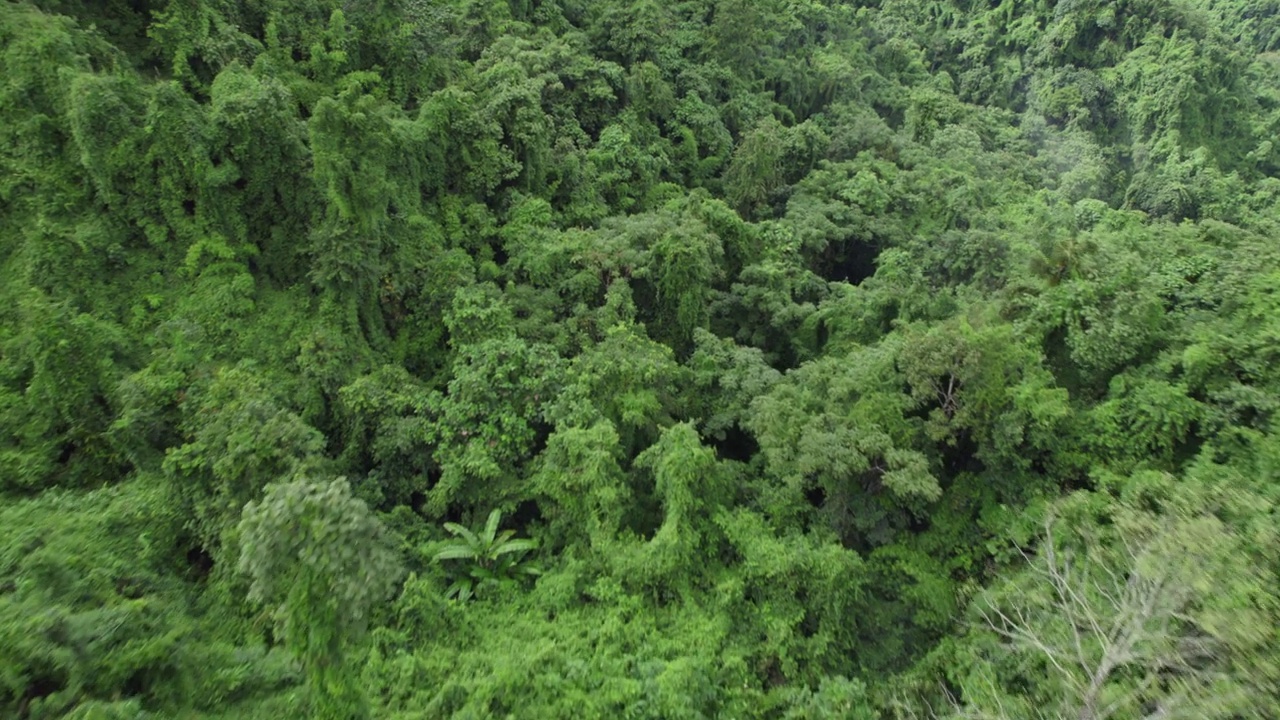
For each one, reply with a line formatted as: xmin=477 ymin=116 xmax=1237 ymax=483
xmin=443 ymin=522 xmax=480 ymax=548
xmin=493 ymin=538 xmax=537 ymax=557
xmin=434 ymin=545 xmax=478 ymax=562
xmin=483 ymin=508 xmax=502 ymax=545
xmin=446 ymin=578 xmax=474 ymax=602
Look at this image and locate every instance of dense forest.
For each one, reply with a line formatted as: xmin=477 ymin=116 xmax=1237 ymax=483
xmin=4 ymin=0 xmax=1280 ymax=717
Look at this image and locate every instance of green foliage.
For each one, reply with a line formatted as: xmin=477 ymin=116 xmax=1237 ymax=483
xmin=423 ymin=331 xmax=563 ymax=516
xmin=0 ymin=478 xmax=188 ymax=717
xmin=238 ymin=477 xmax=401 ymax=719
xmin=621 ymin=423 xmax=725 ymax=592
xmin=433 ymin=508 xmax=540 ymax=601
xmin=8 ymin=0 xmax=1280 ymax=716
xmin=941 ymin=477 xmax=1280 ymax=719
xmin=749 ymin=342 xmax=940 ymax=548
xmin=548 ymin=314 xmax=682 ymax=458
xmin=532 ymin=420 xmax=630 ymax=549
xmin=0 ymin=292 xmax=129 ymax=492
xmin=163 ymin=362 xmax=325 ymax=552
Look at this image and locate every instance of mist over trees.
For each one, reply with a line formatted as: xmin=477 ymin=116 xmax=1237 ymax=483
xmin=3 ymin=0 xmax=1280 ymax=717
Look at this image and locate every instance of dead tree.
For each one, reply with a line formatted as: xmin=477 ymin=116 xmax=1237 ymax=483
xmin=972 ymin=513 xmax=1238 ymax=720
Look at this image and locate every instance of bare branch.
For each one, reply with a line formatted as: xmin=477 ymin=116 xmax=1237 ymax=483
xmin=972 ymin=511 xmax=1233 ymax=720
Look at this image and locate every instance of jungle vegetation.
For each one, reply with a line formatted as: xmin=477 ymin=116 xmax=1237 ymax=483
xmin=4 ymin=0 xmax=1280 ymax=717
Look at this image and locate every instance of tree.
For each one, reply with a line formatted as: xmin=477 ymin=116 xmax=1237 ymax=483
xmin=748 ymin=344 xmax=939 ymax=549
xmin=0 ymin=293 xmax=129 ymax=492
xmin=238 ymin=477 xmax=401 ymax=719
xmin=624 ymin=423 xmax=724 ymax=592
xmin=724 ymin=118 xmax=786 ymax=216
xmin=532 ymin=420 xmax=630 ymax=550
xmin=163 ymin=363 xmax=325 ymax=552
xmin=947 ymin=482 xmax=1275 ymax=720
xmin=307 ymin=77 xmax=396 ymax=297
xmin=423 ymin=333 xmax=563 ymax=517
xmin=636 ymin=209 xmax=724 ymax=354
xmin=547 ymin=315 xmax=683 ymax=460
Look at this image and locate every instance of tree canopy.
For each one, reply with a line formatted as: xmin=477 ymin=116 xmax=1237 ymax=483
xmin=4 ymin=0 xmax=1280 ymax=717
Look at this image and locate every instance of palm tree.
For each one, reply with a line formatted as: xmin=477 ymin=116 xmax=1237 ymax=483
xmin=1030 ymin=232 xmax=1098 ymax=286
